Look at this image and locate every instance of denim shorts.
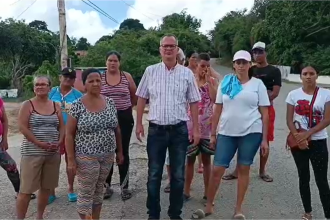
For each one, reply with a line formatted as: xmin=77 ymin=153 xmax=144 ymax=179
xmin=214 ymin=133 xmax=262 ymax=168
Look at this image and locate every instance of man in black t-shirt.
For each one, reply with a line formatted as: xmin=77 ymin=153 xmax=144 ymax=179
xmin=223 ymin=42 xmax=282 ymax=183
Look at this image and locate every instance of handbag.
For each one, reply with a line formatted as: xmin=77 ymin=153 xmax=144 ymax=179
xmin=286 ymin=87 xmax=319 ymax=149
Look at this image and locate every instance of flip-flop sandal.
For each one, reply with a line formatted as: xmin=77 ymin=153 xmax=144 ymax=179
xmin=259 ymin=174 xmax=273 ymax=182
xmin=103 ymin=187 xmax=114 ymax=199
xmin=47 ymin=195 xmax=56 ymax=205
xmin=15 ymin=194 xmax=36 ymax=200
xmin=222 ymin=174 xmax=238 ymax=180
xmin=121 ymin=189 xmax=132 ymax=201
xmin=233 ymin=213 xmax=246 ymax=219
xmin=202 ymin=196 xmax=214 ymax=206
xmin=67 ymin=193 xmax=77 ymax=202
xmin=164 ymin=183 xmax=170 ymax=193
xmin=191 ymin=209 xmax=212 ymax=219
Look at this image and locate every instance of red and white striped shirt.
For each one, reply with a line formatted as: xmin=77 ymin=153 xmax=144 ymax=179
xmin=136 ymin=62 xmax=201 ymax=125
xmin=101 ymin=72 xmax=132 ymax=110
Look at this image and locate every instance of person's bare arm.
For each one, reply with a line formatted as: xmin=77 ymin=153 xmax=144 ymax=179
xmin=269 ymin=67 xmax=282 ymax=101
xmin=308 ymin=101 xmax=330 ymax=135
xmin=137 ymin=98 xmax=147 ymax=126
xmin=65 ymin=115 xmax=77 ymax=161
xmin=259 ymin=106 xmax=269 ymax=142
xmin=286 ymin=104 xmax=298 ymax=134
xmin=18 ymin=101 xmax=41 ymax=145
xmin=1 ymin=106 xmax=8 ymax=141
xmin=211 ymin=104 xmax=222 ymax=136
xmin=209 ymin=77 xmax=218 ymax=102
xmin=55 ymin=103 xmax=65 ymax=144
xmin=124 ymin=72 xmax=137 ymax=106
xmin=189 ymin=102 xmax=199 ymax=132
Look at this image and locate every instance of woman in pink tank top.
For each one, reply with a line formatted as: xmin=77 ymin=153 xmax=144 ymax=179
xmin=100 ymin=51 xmax=137 ymax=201
xmin=183 ymin=53 xmax=219 ymax=202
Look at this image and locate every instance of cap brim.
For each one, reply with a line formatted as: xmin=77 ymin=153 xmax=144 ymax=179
xmin=252 ymin=47 xmax=265 ymax=50
xmin=233 ymin=57 xmax=251 ymax=62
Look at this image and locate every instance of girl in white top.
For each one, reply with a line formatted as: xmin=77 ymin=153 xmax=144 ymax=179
xmin=286 ymin=66 xmax=330 ymax=220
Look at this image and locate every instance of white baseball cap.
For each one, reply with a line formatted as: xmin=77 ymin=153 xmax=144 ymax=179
xmin=252 ymin=41 xmax=266 ymax=50
xmin=233 ymin=50 xmax=251 ymax=62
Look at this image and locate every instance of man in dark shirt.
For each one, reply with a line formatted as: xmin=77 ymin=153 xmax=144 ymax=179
xmin=223 ymin=42 xmax=281 ymax=183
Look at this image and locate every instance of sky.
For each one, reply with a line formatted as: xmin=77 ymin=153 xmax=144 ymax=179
xmin=0 ymin=0 xmax=254 ymax=45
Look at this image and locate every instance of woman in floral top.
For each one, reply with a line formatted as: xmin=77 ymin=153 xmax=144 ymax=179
xmin=183 ymin=53 xmax=219 ymax=202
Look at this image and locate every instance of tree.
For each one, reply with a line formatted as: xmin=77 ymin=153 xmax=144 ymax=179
xmin=28 ymin=20 xmax=49 ymax=32
xmin=76 ymin=37 xmax=90 ymax=50
xmin=160 ymin=9 xmax=202 ymax=32
xmin=119 ymin=18 xmax=145 ymax=31
xmin=0 ymin=19 xmax=59 ymax=92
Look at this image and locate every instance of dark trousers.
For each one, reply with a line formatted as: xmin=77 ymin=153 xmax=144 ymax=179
xmin=146 ymin=121 xmax=189 ymax=220
xmin=0 ymin=149 xmax=20 ymax=192
xmin=105 ymin=107 xmax=134 ymax=190
xmin=291 ymin=139 xmax=330 ymax=218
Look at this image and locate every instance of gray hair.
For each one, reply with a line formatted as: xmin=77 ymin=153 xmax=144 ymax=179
xmin=177 ymin=48 xmax=185 ymax=61
xmin=160 ymin=34 xmax=179 ymax=46
xmin=33 ymin=75 xmax=52 ymax=87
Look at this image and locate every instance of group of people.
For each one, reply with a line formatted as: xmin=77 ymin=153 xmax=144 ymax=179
xmin=0 ymin=34 xmax=328 ymax=220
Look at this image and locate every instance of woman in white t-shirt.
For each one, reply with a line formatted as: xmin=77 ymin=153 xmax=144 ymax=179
xmin=286 ymin=66 xmax=330 ymax=220
xmin=191 ymin=50 xmax=270 ymax=220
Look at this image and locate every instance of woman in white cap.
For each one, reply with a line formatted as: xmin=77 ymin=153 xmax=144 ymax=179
xmin=191 ymin=50 xmax=270 ymax=220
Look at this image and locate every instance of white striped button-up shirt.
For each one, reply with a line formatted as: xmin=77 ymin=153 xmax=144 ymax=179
xmin=136 ymin=62 xmax=201 ymax=125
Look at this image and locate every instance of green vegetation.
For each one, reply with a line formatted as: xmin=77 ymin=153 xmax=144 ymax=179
xmin=0 ymin=1 xmax=329 ymax=97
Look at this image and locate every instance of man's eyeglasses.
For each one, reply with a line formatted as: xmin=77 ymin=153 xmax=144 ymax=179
xmin=161 ymin=44 xmax=177 ymax=50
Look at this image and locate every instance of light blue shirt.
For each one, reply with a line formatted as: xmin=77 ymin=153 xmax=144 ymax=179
xmin=49 ymin=86 xmax=83 ymax=124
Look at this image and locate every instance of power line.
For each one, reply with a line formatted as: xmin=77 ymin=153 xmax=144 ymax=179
xmin=81 ymin=0 xmax=118 ymax=24
xmin=120 ymin=0 xmax=156 ymax=21
xmin=9 ymin=0 xmax=22 ymax=6
xmin=16 ymin=0 xmax=37 ymax=19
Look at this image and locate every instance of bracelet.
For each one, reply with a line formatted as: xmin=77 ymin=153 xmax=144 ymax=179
xmin=211 ymin=134 xmax=217 ymax=137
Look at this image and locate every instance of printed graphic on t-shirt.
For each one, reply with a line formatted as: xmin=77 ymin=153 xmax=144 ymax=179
xmin=294 ymin=99 xmax=322 ymax=128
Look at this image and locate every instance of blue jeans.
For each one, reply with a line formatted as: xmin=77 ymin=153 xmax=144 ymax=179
xmin=214 ymin=133 xmax=262 ymax=168
xmin=146 ymin=121 xmax=189 ymax=219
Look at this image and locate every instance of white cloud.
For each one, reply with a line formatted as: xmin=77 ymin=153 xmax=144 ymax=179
xmin=126 ymin=0 xmax=255 ymax=34
xmin=0 ymin=0 xmax=114 ymax=44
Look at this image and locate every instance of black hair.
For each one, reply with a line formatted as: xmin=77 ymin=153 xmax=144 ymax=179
xmin=198 ymin=53 xmax=210 ymax=61
xmin=106 ymin=51 xmax=121 ymax=61
xmin=82 ymin=68 xmax=101 ymax=85
xmin=301 ymin=65 xmax=319 ymax=75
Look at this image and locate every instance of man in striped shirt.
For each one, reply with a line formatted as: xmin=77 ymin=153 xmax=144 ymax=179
xmin=135 ymin=35 xmax=201 ymax=220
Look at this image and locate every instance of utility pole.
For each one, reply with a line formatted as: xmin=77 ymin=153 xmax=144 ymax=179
xmin=57 ymin=0 xmax=68 ymax=69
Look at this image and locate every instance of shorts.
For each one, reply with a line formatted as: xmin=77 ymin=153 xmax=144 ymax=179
xmin=19 ymin=154 xmax=61 ymax=194
xmin=268 ymin=105 xmax=275 ymax=142
xmin=213 ymin=133 xmax=262 ymax=168
xmin=186 ymin=139 xmax=214 ymax=157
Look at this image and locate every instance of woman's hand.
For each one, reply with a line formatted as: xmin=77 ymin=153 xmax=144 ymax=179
xmin=67 ymin=159 xmax=77 ymax=176
xmin=294 ymin=131 xmax=311 ymax=144
xmin=116 ymin=151 xmax=124 ymax=165
xmin=260 ymin=140 xmax=269 ymax=157
xmin=209 ymin=135 xmax=216 ymax=150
